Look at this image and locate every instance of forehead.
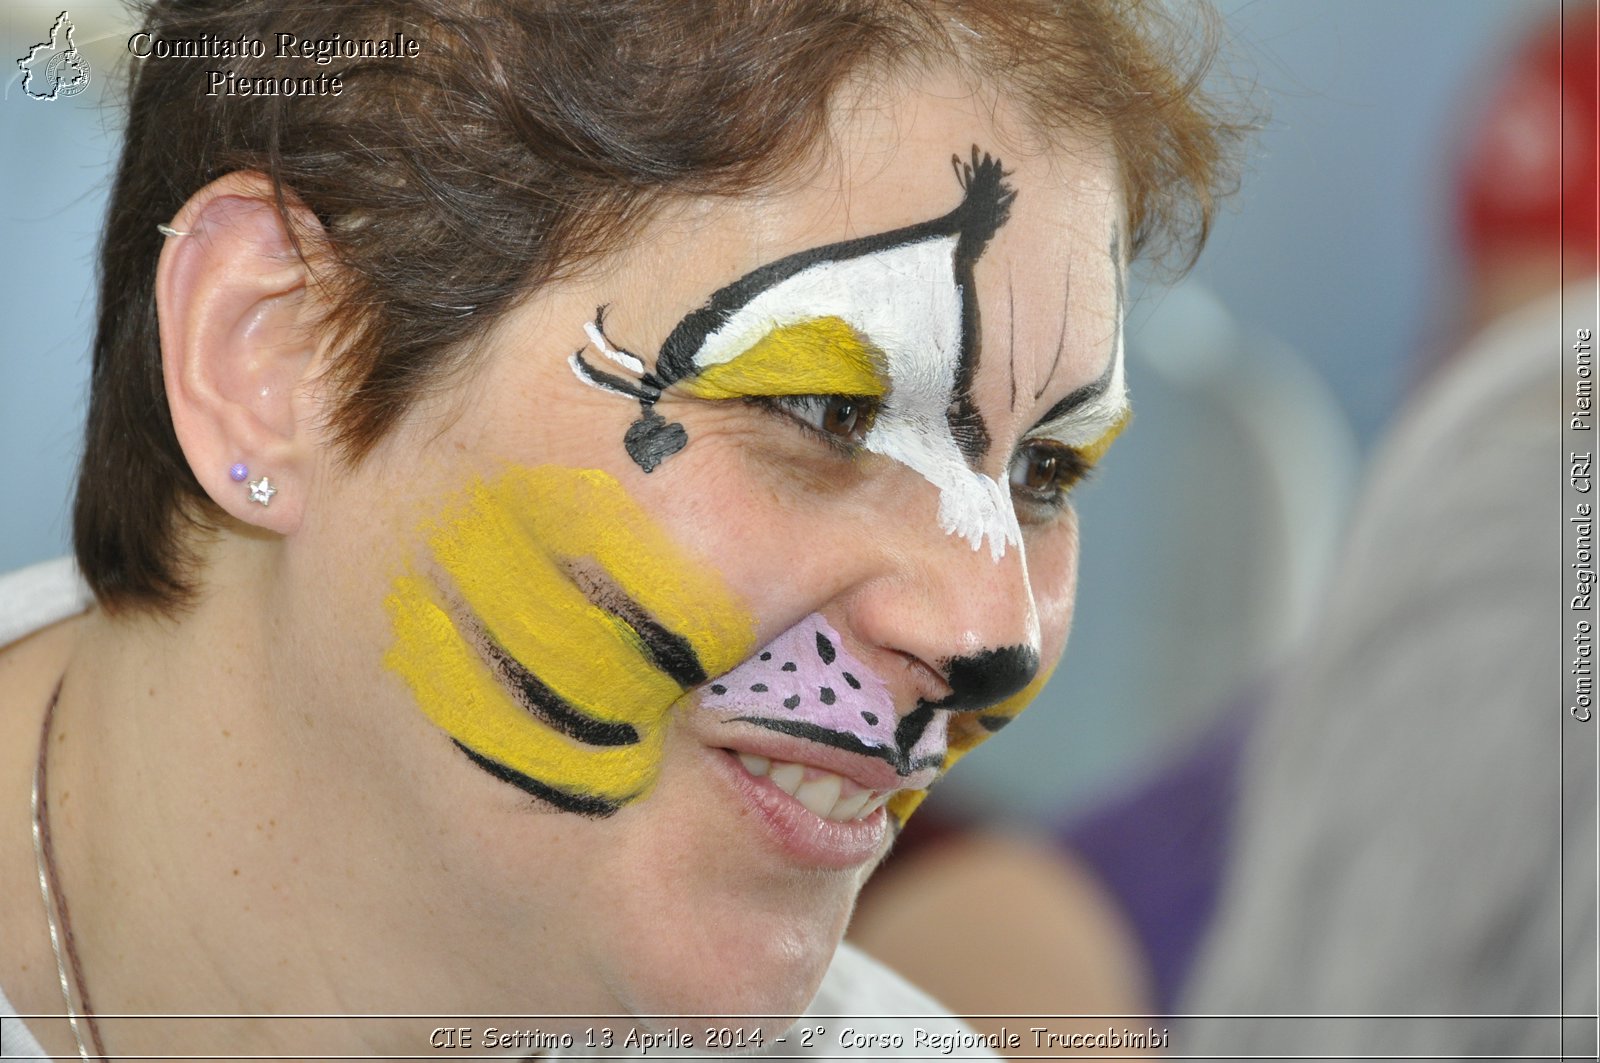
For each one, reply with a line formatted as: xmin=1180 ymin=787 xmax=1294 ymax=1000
xmin=605 ymin=76 xmax=1126 ymax=406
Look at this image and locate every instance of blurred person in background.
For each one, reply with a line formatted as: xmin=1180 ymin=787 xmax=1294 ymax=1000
xmin=1177 ymin=4 xmax=1597 ymax=1057
xmin=854 ymin=6 xmax=1595 ymax=1058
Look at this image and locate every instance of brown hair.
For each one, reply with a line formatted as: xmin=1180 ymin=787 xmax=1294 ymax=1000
xmin=77 ymin=0 xmax=1246 ymax=612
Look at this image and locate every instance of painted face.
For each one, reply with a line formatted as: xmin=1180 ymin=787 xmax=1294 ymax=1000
xmin=386 ymin=465 xmax=757 ymax=816
xmin=574 ymin=148 xmax=1040 ymax=560
xmin=531 ymin=147 xmax=1128 ymax=823
xmin=388 ymin=146 xmax=1130 ymax=828
xmin=345 ymin=77 xmax=1130 ymax=1023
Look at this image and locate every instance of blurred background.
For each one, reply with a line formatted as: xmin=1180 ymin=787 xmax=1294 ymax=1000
xmin=3 ymin=0 xmax=1591 ymax=1053
xmin=1 ymin=0 xmax=1545 ymax=815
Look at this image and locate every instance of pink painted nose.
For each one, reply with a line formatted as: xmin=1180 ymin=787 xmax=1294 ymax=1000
xmin=698 ymin=614 xmax=947 ymax=776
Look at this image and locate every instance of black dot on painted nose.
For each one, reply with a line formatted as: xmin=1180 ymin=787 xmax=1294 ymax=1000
xmin=783 ymin=694 xmax=801 ymax=710
xmin=815 ymin=631 xmax=836 ymax=665
xmin=842 ymin=671 xmax=860 ymax=690
xmin=819 ymin=687 xmax=836 ymax=705
xmin=781 ymin=661 xmax=796 ymax=672
xmin=860 ymin=711 xmax=878 ymax=726
xmin=710 ymin=684 xmax=726 ymax=695
xmin=750 ymin=683 xmax=767 ymax=693
xmin=759 ymin=651 xmax=772 ymax=661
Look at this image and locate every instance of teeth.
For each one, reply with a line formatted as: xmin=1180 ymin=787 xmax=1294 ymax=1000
xmin=830 ymin=790 xmax=871 ymax=821
xmin=769 ymin=761 xmax=805 ymax=796
xmin=733 ymin=751 xmax=891 ymax=822
xmin=793 ymin=773 xmax=843 ymax=819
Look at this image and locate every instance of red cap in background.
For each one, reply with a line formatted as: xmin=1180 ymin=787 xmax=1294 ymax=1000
xmin=1458 ymin=6 xmax=1598 ymax=269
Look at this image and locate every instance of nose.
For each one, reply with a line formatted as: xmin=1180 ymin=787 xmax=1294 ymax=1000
xmin=850 ymin=479 xmax=1043 ymax=717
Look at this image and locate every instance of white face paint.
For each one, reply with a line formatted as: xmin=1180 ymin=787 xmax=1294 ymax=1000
xmin=684 ymin=234 xmax=1022 ymax=560
xmin=569 ymin=149 xmax=1031 ymax=559
xmin=1029 ymin=333 xmax=1128 ymax=450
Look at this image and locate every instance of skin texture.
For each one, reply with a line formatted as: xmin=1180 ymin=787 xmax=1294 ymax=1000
xmin=386 ymin=465 xmax=758 ymax=815
xmin=0 ymin=70 xmax=1128 ymax=1058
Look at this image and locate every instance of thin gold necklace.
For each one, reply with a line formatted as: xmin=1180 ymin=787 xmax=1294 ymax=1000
xmin=31 ymin=678 xmax=108 ymax=1061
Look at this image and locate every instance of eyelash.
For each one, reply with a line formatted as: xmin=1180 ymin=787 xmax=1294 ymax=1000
xmin=748 ymin=396 xmax=1096 ymax=516
xmin=1008 ymin=441 xmax=1094 ymax=518
xmin=748 ymin=395 xmax=880 ymax=455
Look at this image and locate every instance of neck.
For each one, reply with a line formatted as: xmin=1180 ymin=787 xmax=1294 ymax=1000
xmin=16 ymin=547 xmax=586 ymax=1059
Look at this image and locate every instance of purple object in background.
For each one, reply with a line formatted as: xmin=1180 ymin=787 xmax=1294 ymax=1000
xmin=1061 ymin=701 xmax=1256 ymax=1016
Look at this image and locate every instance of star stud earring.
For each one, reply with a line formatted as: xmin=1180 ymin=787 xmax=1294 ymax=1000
xmin=248 ymin=476 xmax=276 ymax=507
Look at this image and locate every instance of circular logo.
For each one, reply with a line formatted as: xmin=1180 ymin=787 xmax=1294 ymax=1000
xmin=45 ymin=49 xmax=92 ymax=98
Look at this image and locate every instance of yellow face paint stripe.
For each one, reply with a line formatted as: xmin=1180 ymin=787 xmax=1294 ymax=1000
xmin=386 ymin=466 xmax=756 ymax=811
xmin=434 ymin=484 xmax=689 ymax=723
xmin=387 ymin=579 xmax=667 ymax=804
xmin=501 ymin=468 xmax=754 ymax=680
xmin=674 ymin=316 xmax=888 ymax=401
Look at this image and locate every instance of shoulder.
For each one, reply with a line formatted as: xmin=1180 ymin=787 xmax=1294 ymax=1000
xmin=0 ymin=558 xmax=91 ymax=650
xmin=0 ymin=556 xmax=93 ymax=729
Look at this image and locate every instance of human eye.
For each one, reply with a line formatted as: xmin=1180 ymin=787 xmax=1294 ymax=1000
xmin=1008 ymin=440 xmax=1092 ymax=518
xmin=754 ymin=394 xmax=880 ymax=451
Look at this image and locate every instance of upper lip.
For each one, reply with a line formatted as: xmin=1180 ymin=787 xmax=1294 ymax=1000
xmin=709 ymin=718 xmax=941 ymax=795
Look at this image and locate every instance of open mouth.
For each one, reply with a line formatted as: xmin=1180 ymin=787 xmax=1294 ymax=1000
xmin=725 ymin=750 xmax=893 ymax=823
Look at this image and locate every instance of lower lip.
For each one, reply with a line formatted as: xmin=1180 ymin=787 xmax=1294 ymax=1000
xmin=711 ymin=750 xmax=889 ymax=870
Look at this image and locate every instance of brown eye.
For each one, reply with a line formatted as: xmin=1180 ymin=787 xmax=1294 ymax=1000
xmin=771 ymin=395 xmax=878 ymax=447
xmin=1009 ymin=442 xmax=1086 ymax=502
xmin=821 ymin=398 xmax=862 ymax=439
xmin=1023 ymin=451 xmax=1058 ymax=490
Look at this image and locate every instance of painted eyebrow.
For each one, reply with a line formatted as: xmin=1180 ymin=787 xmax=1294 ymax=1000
xmin=1030 ymin=352 xmax=1122 ymax=434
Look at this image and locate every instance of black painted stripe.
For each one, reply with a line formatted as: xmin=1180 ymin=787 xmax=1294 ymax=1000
xmin=454 ymin=742 xmax=624 ymax=818
xmin=892 ymin=702 xmax=938 ymax=763
xmin=570 ymin=349 xmax=660 ymax=403
xmin=480 ymin=636 xmax=640 ymax=747
xmin=945 ymin=147 xmax=1015 ymax=463
xmin=1035 ymin=345 xmax=1117 ymax=429
xmin=655 ymin=146 xmax=1013 ymax=389
xmin=731 ymin=715 xmax=927 ymax=778
xmin=568 ymin=565 xmax=708 ymax=689
xmin=1033 ymin=235 xmax=1120 ymax=431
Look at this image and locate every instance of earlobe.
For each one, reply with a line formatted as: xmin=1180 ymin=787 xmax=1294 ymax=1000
xmin=156 ymin=172 xmax=330 ymax=535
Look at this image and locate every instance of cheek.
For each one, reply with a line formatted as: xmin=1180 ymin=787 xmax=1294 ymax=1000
xmin=384 ymin=465 xmax=756 ymax=814
xmin=615 ymin=428 xmax=880 ymax=617
xmin=1026 ymin=509 xmax=1081 ymax=660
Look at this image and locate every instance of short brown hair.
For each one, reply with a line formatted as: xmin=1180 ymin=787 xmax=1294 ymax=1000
xmin=76 ymin=0 xmax=1246 ymax=612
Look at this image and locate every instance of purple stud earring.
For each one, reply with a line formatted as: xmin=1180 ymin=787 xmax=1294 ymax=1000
xmin=229 ymin=463 xmax=249 ymax=483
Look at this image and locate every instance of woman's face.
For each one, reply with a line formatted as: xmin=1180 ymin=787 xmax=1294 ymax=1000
xmin=294 ymin=73 xmax=1126 ymax=1022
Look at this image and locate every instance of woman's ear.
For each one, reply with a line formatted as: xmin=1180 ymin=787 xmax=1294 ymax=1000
xmin=156 ymin=171 xmax=333 ymax=535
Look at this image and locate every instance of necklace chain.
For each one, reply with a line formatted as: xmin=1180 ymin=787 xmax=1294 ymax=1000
xmin=31 ymin=679 xmax=106 ymax=1062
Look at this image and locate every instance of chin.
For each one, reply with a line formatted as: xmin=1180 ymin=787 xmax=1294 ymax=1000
xmin=605 ymin=890 xmax=851 ymax=1035
xmin=590 ymin=818 xmax=864 ymax=1035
